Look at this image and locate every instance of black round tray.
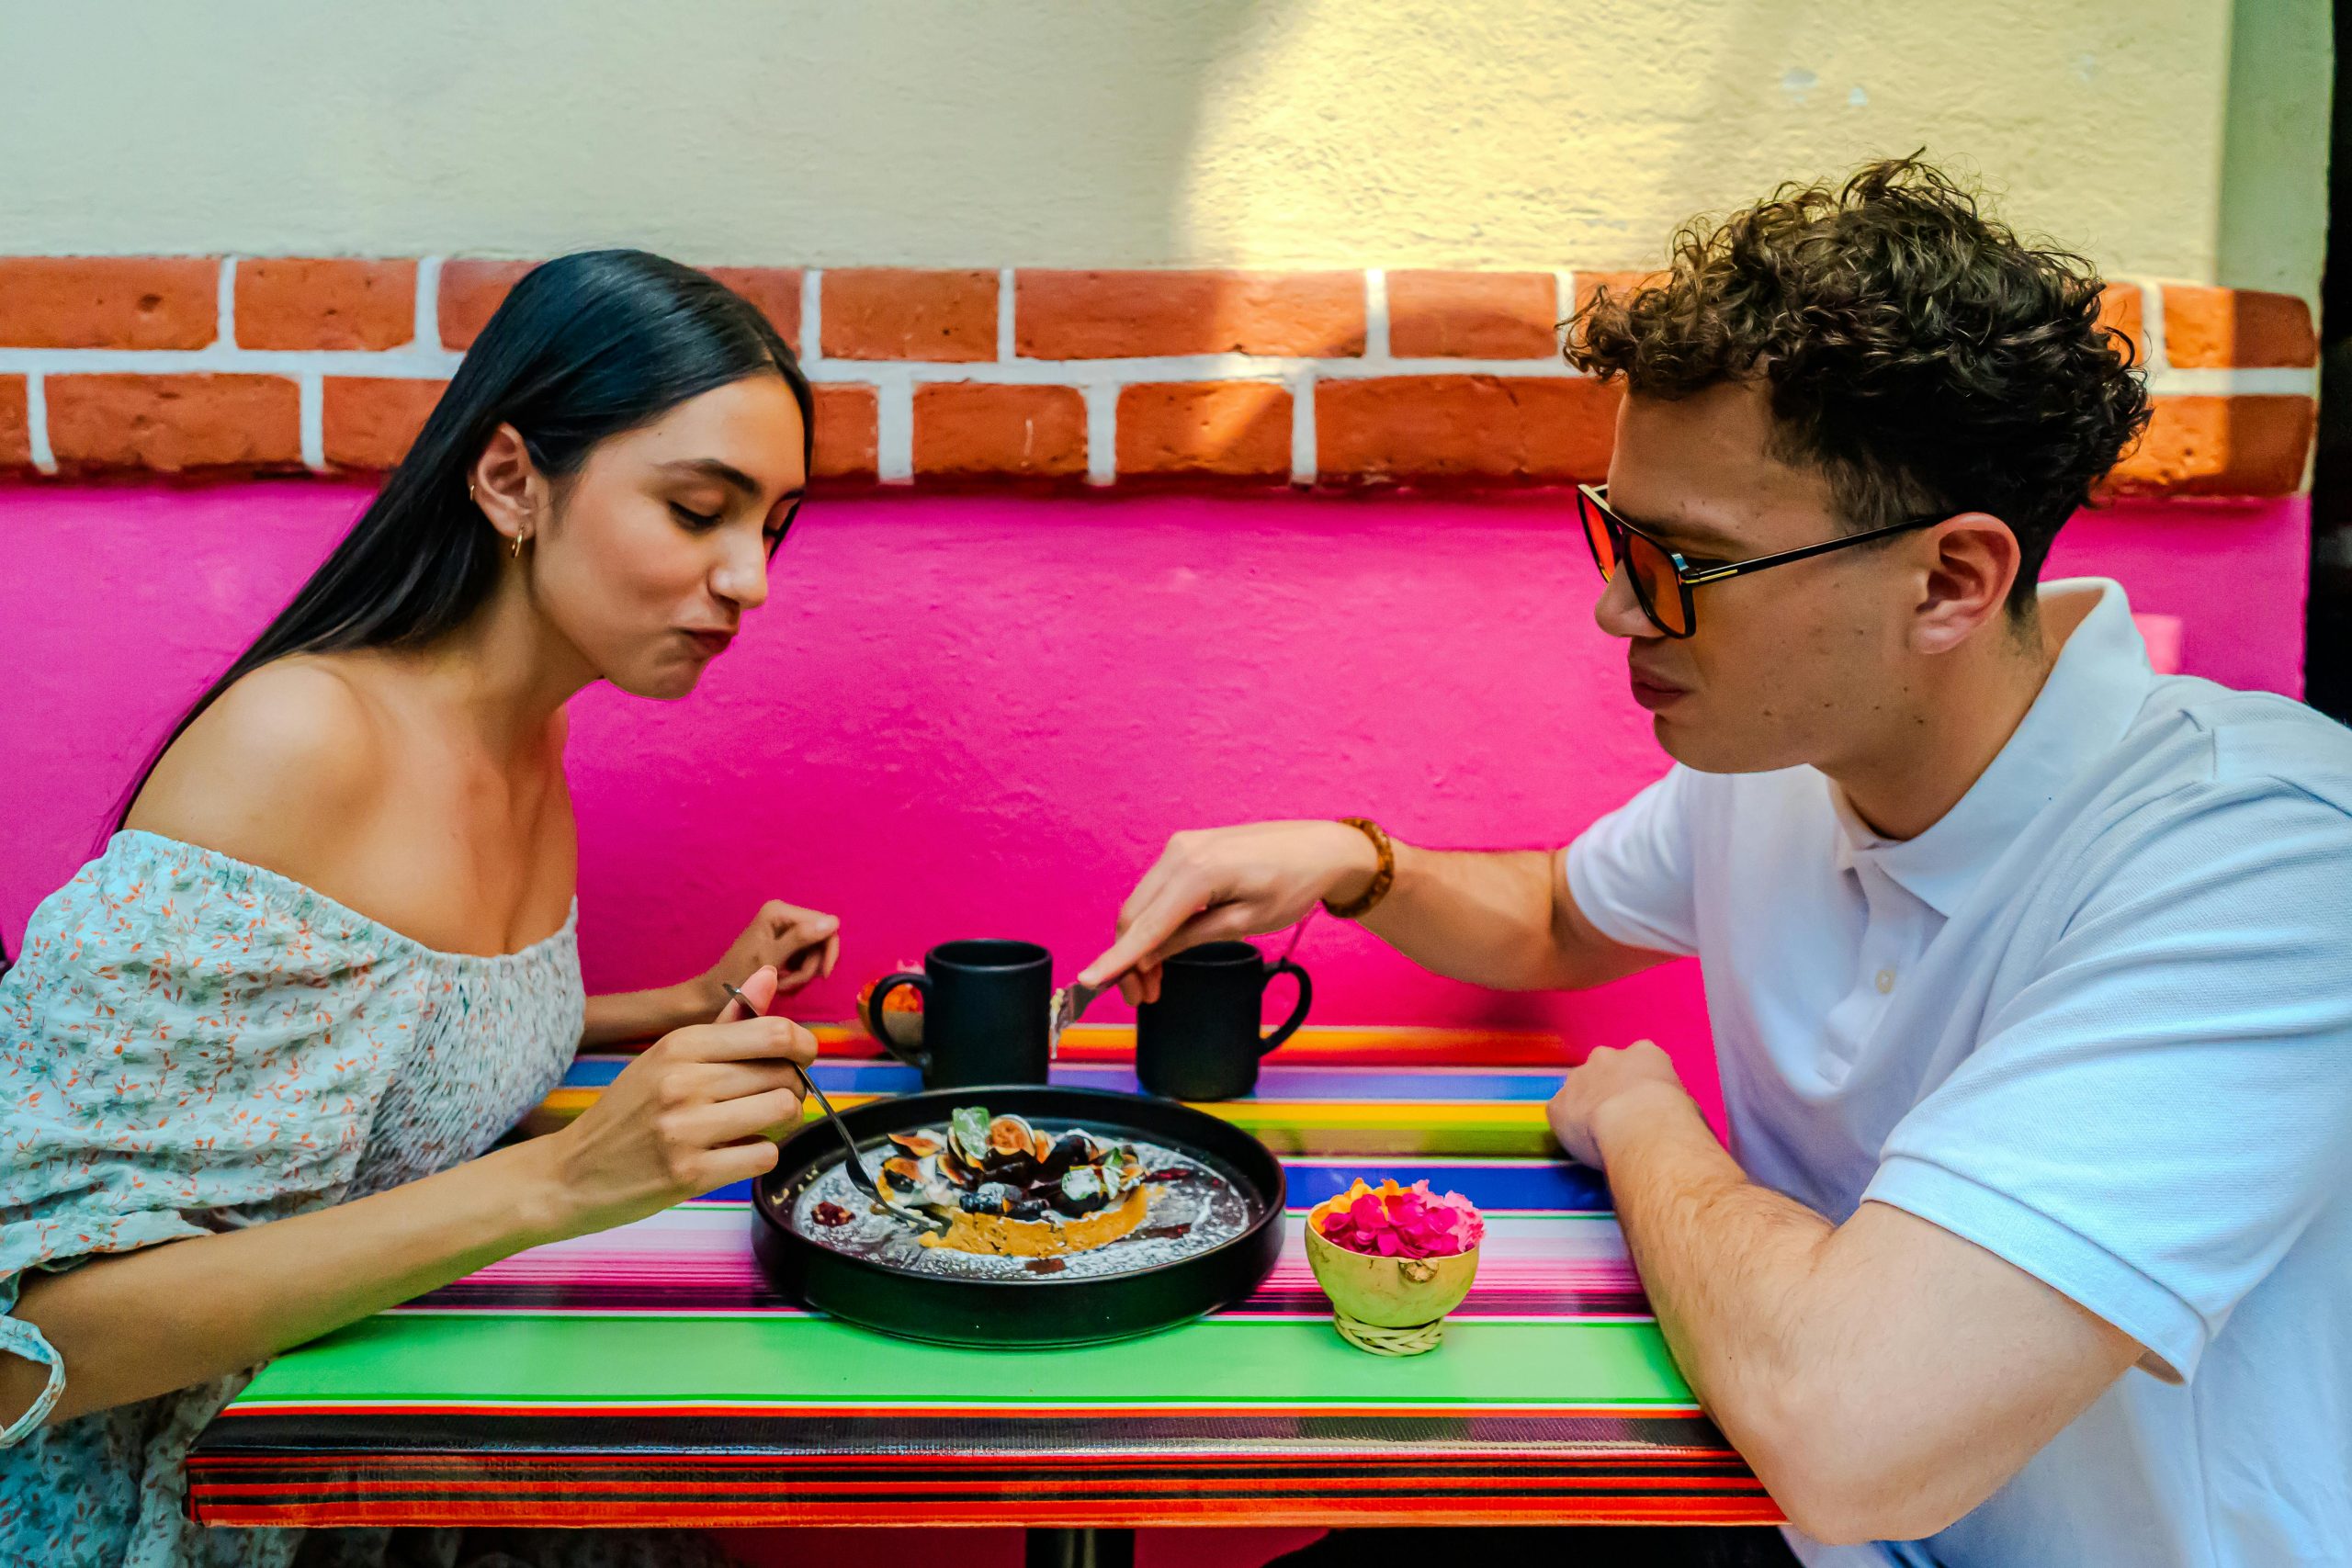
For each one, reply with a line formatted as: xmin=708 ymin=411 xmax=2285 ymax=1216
xmin=751 ymin=1084 xmax=1285 ymax=1348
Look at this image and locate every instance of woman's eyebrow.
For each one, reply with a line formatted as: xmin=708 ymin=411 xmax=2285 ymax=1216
xmin=656 ymin=457 xmax=763 ymax=497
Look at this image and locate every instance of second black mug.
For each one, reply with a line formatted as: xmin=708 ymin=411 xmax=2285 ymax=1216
xmin=1135 ymin=940 xmax=1313 ymax=1100
xmin=865 ymin=939 xmax=1053 ymax=1089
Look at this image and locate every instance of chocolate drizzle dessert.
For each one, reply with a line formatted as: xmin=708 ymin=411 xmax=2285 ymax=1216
xmin=788 ymin=1104 xmax=1250 ymax=1282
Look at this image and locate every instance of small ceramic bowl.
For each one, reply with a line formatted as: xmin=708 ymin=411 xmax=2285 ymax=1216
xmin=1304 ymin=1201 xmax=1481 ymax=1355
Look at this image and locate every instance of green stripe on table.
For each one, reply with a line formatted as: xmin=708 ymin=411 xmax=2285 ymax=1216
xmin=240 ymin=1314 xmax=1694 ymax=1408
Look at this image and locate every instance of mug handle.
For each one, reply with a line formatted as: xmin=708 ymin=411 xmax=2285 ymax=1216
xmin=864 ymin=972 xmax=933 ymax=1076
xmin=1258 ymin=958 xmax=1313 ymax=1055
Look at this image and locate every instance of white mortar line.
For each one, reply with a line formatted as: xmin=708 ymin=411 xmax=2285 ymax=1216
xmin=997 ymin=268 xmax=1016 ymax=362
xmin=2143 ymin=366 xmax=2317 ymax=397
xmin=1364 ymin=269 xmax=1391 ymax=360
xmin=873 ymin=362 xmax=914 ymax=483
xmin=1288 ymin=369 xmax=1317 ymax=486
xmin=298 ymin=373 xmax=325 ymax=470
xmin=1552 ymin=268 xmax=1575 ymax=354
xmin=1082 ymin=381 xmax=1116 ymax=485
xmin=2135 ymin=278 xmax=2170 ymax=376
xmin=25 ymin=372 xmax=55 ymax=474
xmin=217 ymin=257 xmax=237 ymax=348
xmin=0 ymin=344 xmax=2305 ymax=400
xmin=415 ymin=257 xmax=444 ymax=353
xmin=800 ymin=270 xmax=824 ymax=365
xmin=794 ymin=352 xmax=1581 ymax=385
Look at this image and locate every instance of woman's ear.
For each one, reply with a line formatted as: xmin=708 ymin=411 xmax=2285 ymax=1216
xmin=469 ymin=424 xmax=542 ymax=547
xmin=1911 ymin=512 xmax=2021 ymax=656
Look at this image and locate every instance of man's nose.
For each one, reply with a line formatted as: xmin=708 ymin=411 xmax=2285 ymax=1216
xmin=1592 ymin=568 xmax=1657 ymax=640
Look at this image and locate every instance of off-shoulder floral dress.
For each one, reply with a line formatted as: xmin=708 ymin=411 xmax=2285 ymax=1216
xmin=0 ymin=832 xmax=730 ymax=1568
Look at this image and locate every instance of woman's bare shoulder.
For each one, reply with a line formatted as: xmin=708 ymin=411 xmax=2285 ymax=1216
xmin=127 ymin=658 xmax=391 ymax=883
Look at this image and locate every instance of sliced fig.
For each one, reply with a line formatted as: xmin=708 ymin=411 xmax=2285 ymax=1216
xmin=986 ymin=1114 xmax=1036 ymax=1159
xmin=935 ymin=1143 xmax=979 ymax=1188
xmin=1040 ymin=1133 xmax=1091 ymax=1179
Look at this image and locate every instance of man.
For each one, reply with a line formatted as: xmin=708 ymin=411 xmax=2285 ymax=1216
xmin=1079 ymin=160 xmax=2352 ymax=1567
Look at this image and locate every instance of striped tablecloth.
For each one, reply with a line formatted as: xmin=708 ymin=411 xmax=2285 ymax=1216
xmin=188 ymin=1032 xmax=1775 ymax=1530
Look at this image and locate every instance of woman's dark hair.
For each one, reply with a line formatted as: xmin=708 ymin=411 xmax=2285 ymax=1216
xmin=1565 ymin=156 xmax=2151 ymax=613
xmin=112 ymin=248 xmax=814 ymax=837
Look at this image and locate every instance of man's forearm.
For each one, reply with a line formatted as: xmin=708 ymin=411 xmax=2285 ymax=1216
xmin=1591 ymin=1086 xmax=1835 ymax=1427
xmin=1584 ymin=1082 xmax=2141 ymax=1544
xmin=1362 ymin=842 xmax=1661 ymax=991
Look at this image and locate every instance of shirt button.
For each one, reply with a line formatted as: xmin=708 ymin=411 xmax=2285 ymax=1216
xmin=1875 ymin=968 xmax=1896 ymax=995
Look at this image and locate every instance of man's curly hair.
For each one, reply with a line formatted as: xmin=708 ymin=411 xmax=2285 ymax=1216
xmin=1565 ymin=156 xmax=2150 ymax=612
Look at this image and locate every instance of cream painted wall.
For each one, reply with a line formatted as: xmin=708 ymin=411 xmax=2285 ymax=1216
xmin=0 ymin=1 xmax=2325 ymax=296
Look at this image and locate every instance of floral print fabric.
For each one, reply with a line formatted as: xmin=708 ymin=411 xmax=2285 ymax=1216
xmin=0 ymin=831 xmax=693 ymax=1566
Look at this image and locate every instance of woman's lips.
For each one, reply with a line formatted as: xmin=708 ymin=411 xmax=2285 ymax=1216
xmin=682 ymin=629 xmax=734 ymax=659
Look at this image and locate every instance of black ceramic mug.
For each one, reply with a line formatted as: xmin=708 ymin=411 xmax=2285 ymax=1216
xmin=1135 ymin=941 xmax=1313 ymax=1100
xmin=864 ymin=940 xmax=1054 ymax=1089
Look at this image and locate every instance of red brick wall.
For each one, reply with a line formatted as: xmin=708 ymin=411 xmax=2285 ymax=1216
xmin=0 ymin=258 xmax=2318 ymax=495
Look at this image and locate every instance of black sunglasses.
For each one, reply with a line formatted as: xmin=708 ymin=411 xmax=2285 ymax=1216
xmin=1576 ymin=484 xmax=1950 ymax=638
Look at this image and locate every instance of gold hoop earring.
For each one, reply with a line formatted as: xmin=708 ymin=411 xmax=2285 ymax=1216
xmin=510 ymin=534 xmax=523 ymax=561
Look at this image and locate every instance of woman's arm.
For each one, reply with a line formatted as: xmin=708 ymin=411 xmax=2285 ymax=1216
xmin=6 ymin=666 xmax=830 ymax=1432
xmin=1 ymin=976 xmax=815 ymax=1432
xmin=582 ymin=984 xmax=709 ymax=1049
xmin=581 ymin=899 xmax=843 ymax=1050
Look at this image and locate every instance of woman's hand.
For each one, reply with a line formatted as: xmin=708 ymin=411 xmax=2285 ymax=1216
xmin=544 ymin=964 xmax=818 ymax=1236
xmin=692 ymin=899 xmax=842 ymax=1011
xmin=579 ymin=902 xmax=842 ymax=1050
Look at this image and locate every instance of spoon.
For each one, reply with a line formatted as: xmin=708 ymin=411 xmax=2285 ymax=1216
xmin=720 ymin=981 xmax=948 ymax=1233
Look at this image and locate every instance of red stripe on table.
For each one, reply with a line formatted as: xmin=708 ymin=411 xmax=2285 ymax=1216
xmin=192 ymin=1497 xmax=1782 ymax=1529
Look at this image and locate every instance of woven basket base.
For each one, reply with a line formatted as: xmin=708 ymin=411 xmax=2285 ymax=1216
xmin=1332 ymin=1310 xmax=1445 ymax=1356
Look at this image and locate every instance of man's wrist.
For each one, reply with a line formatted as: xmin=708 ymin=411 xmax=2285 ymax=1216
xmin=1591 ymin=1079 xmax=1703 ymax=1165
xmin=1322 ymin=818 xmax=1398 ymax=919
xmin=1318 ymin=819 xmax=1385 ymax=908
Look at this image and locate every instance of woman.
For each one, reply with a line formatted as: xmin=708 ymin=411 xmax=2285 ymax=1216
xmin=0 ymin=251 xmax=836 ymax=1566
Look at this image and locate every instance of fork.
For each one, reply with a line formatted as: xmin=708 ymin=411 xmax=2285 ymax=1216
xmin=719 ymin=981 xmax=947 ymax=1232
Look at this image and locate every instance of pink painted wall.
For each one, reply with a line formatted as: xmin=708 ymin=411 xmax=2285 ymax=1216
xmin=0 ymin=485 xmax=2311 ymax=1114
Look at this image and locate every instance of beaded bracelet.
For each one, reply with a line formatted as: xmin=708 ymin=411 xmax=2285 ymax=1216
xmin=1323 ymin=817 xmax=1397 ymax=920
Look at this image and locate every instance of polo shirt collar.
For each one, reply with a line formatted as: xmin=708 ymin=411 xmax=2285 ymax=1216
xmin=1829 ymin=579 xmax=2157 ymax=916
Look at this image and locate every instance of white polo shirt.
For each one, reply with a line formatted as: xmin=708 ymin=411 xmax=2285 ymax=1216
xmin=1565 ymin=580 xmax=2352 ymax=1568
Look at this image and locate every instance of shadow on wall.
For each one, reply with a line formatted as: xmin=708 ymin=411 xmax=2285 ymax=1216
xmin=775 ymin=0 xmax=1282 ymax=266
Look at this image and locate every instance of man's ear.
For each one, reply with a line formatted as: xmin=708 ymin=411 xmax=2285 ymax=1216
xmin=1912 ymin=513 xmax=2021 ymax=655
xmin=469 ymin=423 xmax=543 ymax=547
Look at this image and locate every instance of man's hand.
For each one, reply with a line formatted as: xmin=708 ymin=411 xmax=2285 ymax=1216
xmin=1078 ymin=821 xmax=1380 ymax=1004
xmin=1544 ymin=1039 xmax=1695 ymax=1167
